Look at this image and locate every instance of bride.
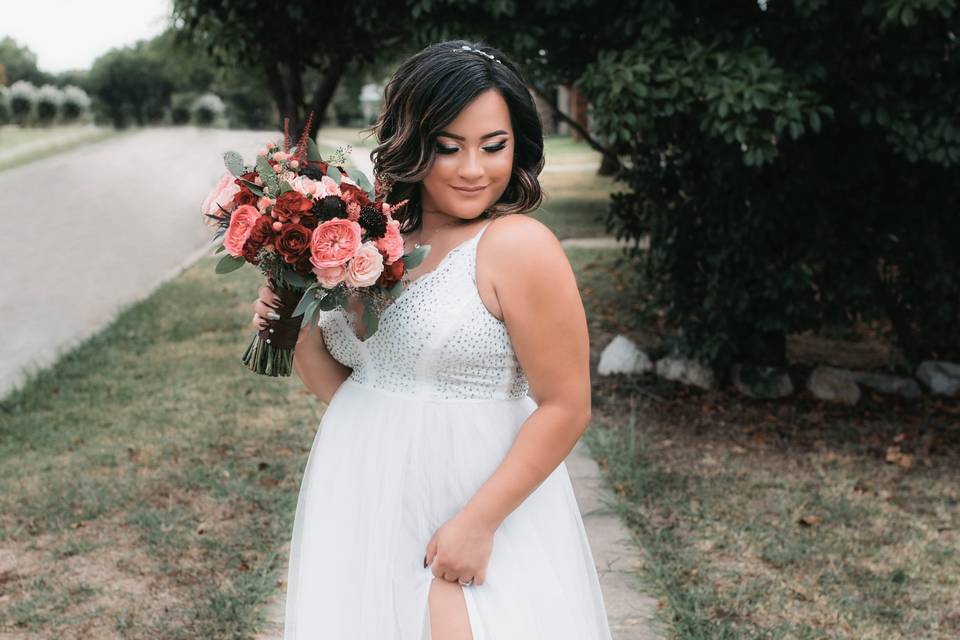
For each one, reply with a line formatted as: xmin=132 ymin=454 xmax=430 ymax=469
xmin=252 ymin=39 xmax=612 ymax=640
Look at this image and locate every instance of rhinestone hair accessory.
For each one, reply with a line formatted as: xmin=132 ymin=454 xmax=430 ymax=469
xmin=454 ymin=44 xmax=503 ymax=64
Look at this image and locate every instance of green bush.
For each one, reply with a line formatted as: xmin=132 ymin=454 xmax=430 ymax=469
xmin=579 ymin=0 xmax=960 ymax=371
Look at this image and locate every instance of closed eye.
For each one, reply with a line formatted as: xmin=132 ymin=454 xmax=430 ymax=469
xmin=436 ymin=143 xmax=508 ymax=154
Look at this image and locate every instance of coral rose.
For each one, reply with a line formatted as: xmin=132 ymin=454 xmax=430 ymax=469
xmin=223 ymin=205 xmax=262 ymax=257
xmin=310 ymin=218 xmax=362 ymax=269
xmin=343 ymin=241 xmax=385 ymax=288
xmin=375 ymin=218 xmax=404 ymax=265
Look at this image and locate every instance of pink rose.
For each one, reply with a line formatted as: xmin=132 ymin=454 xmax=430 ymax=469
xmin=290 ymin=175 xmax=320 ymax=199
xmin=201 ymin=173 xmax=242 ymax=225
xmin=313 ymin=263 xmax=347 ymax=288
xmin=317 ymin=176 xmax=341 ymax=198
xmin=343 ymin=241 xmax=385 ymax=288
xmin=223 ymin=205 xmax=262 ymax=257
xmin=257 ymin=196 xmax=275 ymax=212
xmin=310 ymin=218 xmax=362 ymax=269
xmin=375 ymin=218 xmax=404 ymax=265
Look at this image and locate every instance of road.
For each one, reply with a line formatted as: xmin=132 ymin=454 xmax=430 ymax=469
xmin=0 ymin=127 xmax=305 ymax=399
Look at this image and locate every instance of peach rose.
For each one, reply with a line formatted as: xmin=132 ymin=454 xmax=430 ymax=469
xmin=223 ymin=205 xmax=262 ymax=257
xmin=201 ymin=173 xmax=242 ymax=225
xmin=374 ymin=218 xmax=404 ymax=265
xmin=343 ymin=241 xmax=385 ymax=288
xmin=313 ymin=263 xmax=347 ymax=288
xmin=310 ymin=218 xmax=362 ymax=269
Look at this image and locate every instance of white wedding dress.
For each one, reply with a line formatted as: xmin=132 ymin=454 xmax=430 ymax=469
xmin=282 ymin=220 xmax=613 ymax=639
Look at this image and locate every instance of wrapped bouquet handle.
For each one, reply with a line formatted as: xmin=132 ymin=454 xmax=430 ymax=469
xmin=242 ymin=277 xmax=305 ymax=376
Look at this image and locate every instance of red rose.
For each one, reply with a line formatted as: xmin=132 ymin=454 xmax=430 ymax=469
xmin=241 ymin=215 xmax=275 ymax=264
xmin=339 ymin=180 xmax=371 ymax=207
xmin=376 ymin=253 xmax=406 ymax=288
xmin=276 ymin=222 xmax=312 ymax=264
xmin=276 ymin=190 xmax=313 ymax=214
xmin=234 ymin=171 xmax=262 ymax=208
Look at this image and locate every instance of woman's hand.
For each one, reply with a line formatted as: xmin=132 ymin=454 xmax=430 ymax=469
xmin=424 ymin=510 xmax=496 ymax=586
xmin=251 ymin=277 xmax=283 ymax=331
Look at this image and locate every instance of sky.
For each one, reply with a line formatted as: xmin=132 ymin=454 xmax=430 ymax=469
xmin=1 ymin=0 xmax=172 ymax=73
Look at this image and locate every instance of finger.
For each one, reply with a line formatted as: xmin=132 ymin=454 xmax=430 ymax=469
xmin=258 ymin=290 xmax=280 ymax=309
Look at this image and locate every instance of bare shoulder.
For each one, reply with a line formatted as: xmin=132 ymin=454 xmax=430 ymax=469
xmin=478 ymin=213 xmax=577 ymax=309
xmin=481 ymin=214 xmax=566 ymax=276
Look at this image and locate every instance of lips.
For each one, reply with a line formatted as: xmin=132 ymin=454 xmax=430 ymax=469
xmin=452 ymin=185 xmax=487 ymax=193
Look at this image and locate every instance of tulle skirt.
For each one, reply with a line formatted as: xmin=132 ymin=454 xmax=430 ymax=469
xmin=282 ymin=377 xmax=613 ymax=639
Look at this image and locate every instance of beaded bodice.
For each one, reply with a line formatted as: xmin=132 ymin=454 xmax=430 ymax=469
xmin=317 ymin=221 xmax=530 ymax=400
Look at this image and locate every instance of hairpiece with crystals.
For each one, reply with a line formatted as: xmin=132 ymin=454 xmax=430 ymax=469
xmin=454 ymin=44 xmax=503 ymax=64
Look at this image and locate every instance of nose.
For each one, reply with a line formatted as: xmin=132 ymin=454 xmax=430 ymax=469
xmin=457 ymin=149 xmax=485 ymax=182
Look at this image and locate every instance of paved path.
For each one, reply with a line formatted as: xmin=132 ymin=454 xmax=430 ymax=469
xmin=2 ymin=128 xmax=664 ymax=637
xmin=0 ymin=126 xmax=275 ymax=399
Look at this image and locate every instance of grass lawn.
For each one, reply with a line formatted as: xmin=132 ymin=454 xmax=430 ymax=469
xmin=572 ymin=244 xmax=960 ymax=639
xmin=0 ymin=261 xmax=321 ymax=638
xmin=0 ymin=124 xmax=121 ymax=173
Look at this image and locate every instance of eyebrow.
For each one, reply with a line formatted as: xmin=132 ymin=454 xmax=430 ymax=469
xmin=437 ymin=130 xmax=510 ymax=141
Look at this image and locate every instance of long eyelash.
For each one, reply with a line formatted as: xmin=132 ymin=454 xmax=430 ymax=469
xmin=435 ymin=143 xmax=506 ymax=154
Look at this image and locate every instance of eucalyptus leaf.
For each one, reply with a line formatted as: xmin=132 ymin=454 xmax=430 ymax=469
xmin=307 ymin=137 xmax=323 ymax=162
xmin=403 ymin=244 xmax=431 ymax=269
xmin=318 ymin=290 xmax=342 ymax=311
xmin=327 ymin=164 xmax=343 ymax=185
xmin=282 ymin=270 xmax=309 ymax=288
xmin=353 ymin=170 xmax=376 ymax=199
xmin=239 ymin=179 xmax=264 ymax=197
xmin=215 ymin=254 xmax=245 ymax=274
xmin=256 ymin=155 xmax=279 ymax=195
xmin=388 ymin=280 xmax=405 ymax=299
xmin=300 ymin=299 xmax=322 ymax=331
xmin=279 ymin=180 xmax=294 ymax=194
xmin=293 ymin=287 xmax=323 ymax=317
xmin=214 ymin=242 xmax=226 ymax=254
xmin=223 ymin=151 xmax=245 ymax=177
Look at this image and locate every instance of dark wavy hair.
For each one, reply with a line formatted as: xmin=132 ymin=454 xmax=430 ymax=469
xmin=361 ymin=39 xmax=545 ymax=233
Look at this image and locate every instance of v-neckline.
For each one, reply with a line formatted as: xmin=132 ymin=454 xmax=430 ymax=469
xmin=339 ymin=221 xmax=491 ymax=342
xmin=397 ymin=220 xmax=491 ymax=300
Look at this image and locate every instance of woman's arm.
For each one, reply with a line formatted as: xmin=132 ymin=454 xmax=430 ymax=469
xmin=460 ymin=215 xmax=592 ymax=532
xmin=292 ymin=324 xmax=353 ymax=405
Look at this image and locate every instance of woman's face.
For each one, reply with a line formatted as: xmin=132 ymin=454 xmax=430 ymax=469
xmin=420 ymin=88 xmax=514 ymax=221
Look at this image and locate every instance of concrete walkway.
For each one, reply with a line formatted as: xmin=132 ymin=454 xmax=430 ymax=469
xmin=2 ymin=128 xmax=664 ymax=638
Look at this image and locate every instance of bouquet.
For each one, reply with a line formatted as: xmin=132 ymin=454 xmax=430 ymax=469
xmin=201 ymin=114 xmax=429 ymax=376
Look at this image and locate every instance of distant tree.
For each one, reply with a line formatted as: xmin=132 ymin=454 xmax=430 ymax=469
xmin=0 ymin=36 xmax=52 ymax=86
xmin=61 ymin=85 xmax=91 ymax=122
xmin=8 ymin=80 xmax=36 ymax=125
xmin=87 ymin=44 xmax=174 ymax=128
xmin=170 ymin=0 xmax=413 ymax=137
xmin=34 ymin=84 xmax=63 ymax=125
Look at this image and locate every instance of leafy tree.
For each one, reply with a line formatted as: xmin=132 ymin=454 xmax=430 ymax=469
xmin=576 ymin=0 xmax=960 ymax=370
xmin=407 ymin=0 xmax=959 ymax=372
xmin=170 ymin=0 xmax=412 ymax=137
